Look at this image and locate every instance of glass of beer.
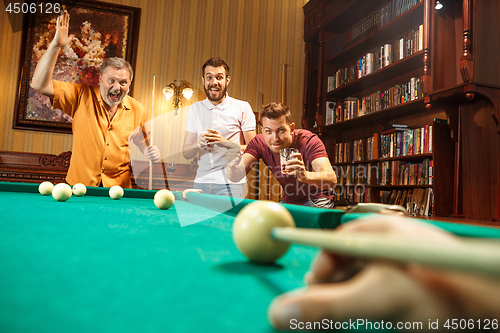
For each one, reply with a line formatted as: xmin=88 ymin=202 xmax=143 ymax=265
xmin=280 ymin=148 xmax=299 ymax=175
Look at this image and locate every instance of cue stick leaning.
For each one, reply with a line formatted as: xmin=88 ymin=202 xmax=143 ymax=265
xmin=271 ymin=227 xmax=500 ymax=278
xmin=149 ymin=74 xmax=155 ymax=191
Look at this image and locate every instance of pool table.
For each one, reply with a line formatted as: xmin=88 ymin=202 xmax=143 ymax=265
xmin=1 ymin=182 xmax=499 ymax=333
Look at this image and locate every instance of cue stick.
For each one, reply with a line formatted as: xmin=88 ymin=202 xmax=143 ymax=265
xmin=149 ymin=74 xmax=155 ymax=191
xmin=271 ymin=227 xmax=500 ymax=278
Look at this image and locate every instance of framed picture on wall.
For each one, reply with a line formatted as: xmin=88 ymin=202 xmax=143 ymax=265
xmin=13 ymin=0 xmax=141 ymax=133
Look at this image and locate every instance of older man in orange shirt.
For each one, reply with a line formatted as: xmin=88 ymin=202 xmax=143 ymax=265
xmin=31 ymin=11 xmax=159 ymax=188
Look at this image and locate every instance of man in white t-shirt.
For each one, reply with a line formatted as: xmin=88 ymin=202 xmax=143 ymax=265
xmin=182 ymin=57 xmax=256 ymax=197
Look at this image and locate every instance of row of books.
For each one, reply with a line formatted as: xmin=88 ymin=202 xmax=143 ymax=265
xmin=332 ymin=124 xmax=433 ymax=163
xmin=332 ymin=155 xmax=433 ymax=186
xmin=335 ymin=164 xmax=372 ymax=186
xmin=380 ymin=187 xmax=434 ymax=217
xmin=332 ymin=183 xmax=434 ymax=214
xmin=377 ymin=159 xmax=433 ymax=186
xmin=396 ymin=0 xmax=424 ymax=17
xmin=330 ymin=0 xmax=422 ymax=57
xmin=394 ymin=25 xmax=423 ymax=60
xmin=325 ymin=77 xmax=423 ymax=125
xmin=327 ymin=25 xmax=423 ymax=92
xmin=380 ymin=125 xmax=433 ymax=158
xmin=333 ymin=184 xmax=372 ymax=203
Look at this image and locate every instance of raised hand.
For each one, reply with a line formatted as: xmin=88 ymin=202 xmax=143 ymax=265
xmin=53 ymin=10 xmax=73 ymax=48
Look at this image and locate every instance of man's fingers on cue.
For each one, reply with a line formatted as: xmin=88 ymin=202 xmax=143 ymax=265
xmin=269 ymin=263 xmax=438 ymax=330
xmin=306 ymin=251 xmax=366 ymax=285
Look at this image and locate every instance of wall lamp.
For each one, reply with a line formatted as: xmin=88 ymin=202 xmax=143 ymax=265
xmin=163 ymin=80 xmax=193 ymax=115
xmin=435 ymin=1 xmax=443 ymax=10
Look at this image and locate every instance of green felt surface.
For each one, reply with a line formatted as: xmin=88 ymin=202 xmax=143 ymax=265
xmin=2 ymin=182 xmax=499 ymax=333
xmin=0 ymin=182 xmax=325 ymax=333
xmin=183 ymin=192 xmax=345 ymax=229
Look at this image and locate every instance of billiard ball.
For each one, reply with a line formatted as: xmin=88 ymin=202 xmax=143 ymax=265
xmin=109 ymin=185 xmax=124 ymax=200
xmin=233 ymin=201 xmax=295 ymax=264
xmin=38 ymin=181 xmax=54 ymax=196
xmin=52 ymin=183 xmax=72 ymax=202
xmin=154 ymin=189 xmax=175 ymax=210
xmin=72 ymin=183 xmax=87 ymax=197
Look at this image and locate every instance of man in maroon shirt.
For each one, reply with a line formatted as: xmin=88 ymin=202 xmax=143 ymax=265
xmin=226 ymin=102 xmax=337 ymax=207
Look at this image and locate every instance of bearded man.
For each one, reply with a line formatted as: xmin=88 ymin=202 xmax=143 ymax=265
xmin=31 ymin=10 xmax=159 ymax=188
xmin=182 ymin=57 xmax=256 ymax=198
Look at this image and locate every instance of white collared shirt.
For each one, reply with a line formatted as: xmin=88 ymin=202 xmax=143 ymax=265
xmin=185 ymin=95 xmax=256 ymax=184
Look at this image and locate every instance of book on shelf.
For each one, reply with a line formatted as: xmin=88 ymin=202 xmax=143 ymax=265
xmin=325 ymin=102 xmax=336 ymax=125
xmin=380 ymin=126 xmax=432 ymax=158
xmin=333 ymin=77 xmax=423 ymax=124
xmin=353 ymin=139 xmax=366 ymax=162
xmin=372 ymin=133 xmax=380 ymax=159
xmin=423 ymin=158 xmax=430 ymax=184
xmin=434 ymin=118 xmax=447 ymax=124
xmin=380 ymin=190 xmax=392 ymax=204
xmin=381 ymin=126 xmax=410 ymax=135
xmin=396 ymin=0 xmax=423 ymax=17
xmin=428 ymin=125 xmax=433 ymax=153
xmin=330 ymin=0 xmax=422 ymax=57
xmin=384 ymin=124 xmax=408 ymax=130
xmin=377 ymin=159 xmax=432 ymax=186
xmin=428 ymin=160 xmax=433 ymax=185
xmin=424 ymin=188 xmax=433 ymax=216
xmin=334 ymin=24 xmax=423 ymax=92
xmin=380 ymin=187 xmax=433 ymax=217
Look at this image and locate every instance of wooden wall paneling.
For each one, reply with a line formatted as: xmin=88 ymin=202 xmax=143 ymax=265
xmin=258 ymin=160 xmax=270 ymax=201
xmin=0 ymin=150 xmax=70 ymax=183
xmin=431 ymin=0 xmax=461 ymax=92
xmin=472 ymin=0 xmax=500 ymax=86
xmin=269 ymin=174 xmax=282 ymax=203
xmin=302 ymin=42 xmax=312 ymax=128
xmin=245 ymin=163 xmax=259 ymax=200
xmin=459 ymin=97 xmax=500 ymax=221
xmin=432 ymin=121 xmax=455 ymax=217
xmin=315 ymin=30 xmax=325 ymax=128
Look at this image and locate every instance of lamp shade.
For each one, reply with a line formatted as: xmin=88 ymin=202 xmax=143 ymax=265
xmin=182 ymin=87 xmax=194 ymax=100
xmin=163 ymin=87 xmax=174 ymax=100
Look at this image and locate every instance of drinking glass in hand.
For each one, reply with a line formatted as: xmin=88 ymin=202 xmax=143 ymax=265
xmin=202 ymin=122 xmax=215 ymax=151
xmin=279 ymin=148 xmax=299 ymax=175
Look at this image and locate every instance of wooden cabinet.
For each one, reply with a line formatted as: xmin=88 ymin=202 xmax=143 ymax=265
xmin=303 ymin=0 xmax=500 ymax=221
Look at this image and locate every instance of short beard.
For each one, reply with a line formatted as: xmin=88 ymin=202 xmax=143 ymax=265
xmin=101 ymin=85 xmax=128 ymax=107
xmin=204 ymin=85 xmax=227 ymax=103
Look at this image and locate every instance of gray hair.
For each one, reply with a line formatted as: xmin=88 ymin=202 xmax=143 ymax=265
xmin=100 ymin=57 xmax=134 ymax=81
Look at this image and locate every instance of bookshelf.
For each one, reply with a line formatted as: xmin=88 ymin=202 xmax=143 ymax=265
xmin=303 ymin=0 xmax=500 ymax=221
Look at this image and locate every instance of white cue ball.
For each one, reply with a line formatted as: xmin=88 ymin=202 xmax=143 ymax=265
xmin=233 ymin=201 xmax=296 ymax=264
xmin=109 ymin=185 xmax=124 ymax=200
xmin=38 ymin=181 xmax=54 ymax=196
xmin=72 ymin=183 xmax=87 ymax=197
xmin=52 ymin=183 xmax=72 ymax=202
xmin=154 ymin=189 xmax=175 ymax=210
